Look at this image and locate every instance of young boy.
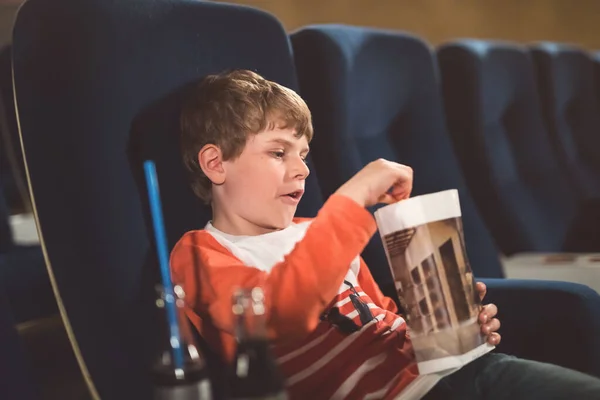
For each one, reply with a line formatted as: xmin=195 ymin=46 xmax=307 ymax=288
xmin=170 ymin=70 xmax=600 ymax=399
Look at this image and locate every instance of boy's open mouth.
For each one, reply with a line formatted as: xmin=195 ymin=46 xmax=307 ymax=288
xmin=282 ymin=190 xmax=304 ymax=200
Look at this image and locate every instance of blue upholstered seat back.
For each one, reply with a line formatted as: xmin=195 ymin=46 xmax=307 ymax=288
xmin=292 ymin=26 xmax=503 ymax=285
xmin=13 ymin=1 xmax=321 ymax=398
xmin=438 ymin=41 xmax=578 ymax=254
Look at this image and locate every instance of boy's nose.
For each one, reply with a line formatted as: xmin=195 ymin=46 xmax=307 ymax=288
xmin=290 ymin=157 xmax=310 ymax=180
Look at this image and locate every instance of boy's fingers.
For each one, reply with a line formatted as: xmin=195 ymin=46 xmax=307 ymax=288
xmin=479 ymin=310 xmax=487 ymax=324
xmin=379 ymin=186 xmax=411 ymax=204
xmin=482 ymin=318 xmax=501 ymax=335
xmin=485 ymin=303 xmax=498 ymax=318
xmin=389 ymin=166 xmax=413 ymax=196
xmin=377 ymin=193 xmax=396 ymax=204
xmin=487 ymin=332 xmax=501 ymax=345
xmin=479 ymin=303 xmax=498 ymax=323
xmin=476 ymin=282 xmax=487 ymax=300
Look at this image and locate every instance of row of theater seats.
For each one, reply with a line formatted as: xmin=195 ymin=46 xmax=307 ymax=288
xmin=2 ymin=0 xmax=600 ymax=399
xmin=2 ymin=28 xmax=600 ymax=333
xmin=4 ymin=27 xmax=600 ymax=330
xmin=439 ymin=42 xmax=600 ymax=255
xmin=297 ymin=33 xmax=600 ymax=263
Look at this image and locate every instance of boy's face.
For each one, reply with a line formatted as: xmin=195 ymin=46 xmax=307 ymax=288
xmin=214 ymin=126 xmax=310 ymax=235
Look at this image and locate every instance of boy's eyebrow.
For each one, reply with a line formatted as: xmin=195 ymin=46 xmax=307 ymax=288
xmin=267 ymin=138 xmax=310 ymax=153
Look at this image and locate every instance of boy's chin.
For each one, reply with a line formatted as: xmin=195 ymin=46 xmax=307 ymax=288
xmin=272 ymin=219 xmax=294 ymax=231
xmin=266 ymin=213 xmax=296 ymax=231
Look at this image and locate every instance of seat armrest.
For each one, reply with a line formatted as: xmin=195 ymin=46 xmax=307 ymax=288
xmin=482 ymin=278 xmax=600 ymax=377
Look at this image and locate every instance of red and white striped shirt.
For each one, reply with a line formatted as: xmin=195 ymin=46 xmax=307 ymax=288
xmin=170 ymin=195 xmax=445 ymax=399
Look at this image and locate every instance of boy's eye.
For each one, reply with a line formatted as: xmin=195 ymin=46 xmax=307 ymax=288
xmin=271 ymin=151 xmax=285 ymax=158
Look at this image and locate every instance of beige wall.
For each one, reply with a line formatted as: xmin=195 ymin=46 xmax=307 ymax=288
xmin=219 ymin=0 xmax=600 ymax=50
xmin=1 ymin=1 xmax=598 ymax=49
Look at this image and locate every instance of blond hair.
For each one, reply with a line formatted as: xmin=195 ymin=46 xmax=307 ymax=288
xmin=180 ymin=69 xmax=313 ymax=203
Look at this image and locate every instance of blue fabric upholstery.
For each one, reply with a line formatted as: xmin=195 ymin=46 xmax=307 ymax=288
xmin=0 ymin=244 xmax=57 ymax=324
xmin=0 ymin=45 xmax=28 ymax=214
xmin=594 ymin=51 xmax=600 ymax=106
xmin=0 ymin=45 xmax=56 ymax=324
xmin=0 ymin=180 xmax=13 ymax=253
xmin=291 ymin=25 xmax=503 ymax=291
xmin=530 ymin=43 xmax=600 ymax=198
xmin=482 ymin=278 xmax=600 ymax=377
xmin=13 ymin=0 xmax=321 ymax=398
xmin=0 ymin=278 xmax=39 ymax=400
xmin=437 ymin=41 xmax=599 ymax=254
xmin=0 ymin=182 xmax=55 ymax=324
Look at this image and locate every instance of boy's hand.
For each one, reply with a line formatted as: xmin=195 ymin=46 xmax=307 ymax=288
xmin=476 ymin=282 xmax=501 ymax=346
xmin=335 ymin=159 xmax=413 ymax=208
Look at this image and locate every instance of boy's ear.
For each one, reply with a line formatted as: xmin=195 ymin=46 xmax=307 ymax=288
xmin=198 ymin=144 xmax=225 ymax=185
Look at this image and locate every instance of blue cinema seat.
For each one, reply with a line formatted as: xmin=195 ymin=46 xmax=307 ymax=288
xmin=0 ymin=45 xmax=29 ymax=214
xmin=291 ymin=25 xmax=502 ymax=284
xmin=0 ymin=44 xmax=55 ymax=326
xmin=0 ymin=181 xmax=56 ymax=324
xmin=291 ymin=25 xmax=600 ymax=376
xmin=13 ymin=0 xmax=320 ymax=398
xmin=594 ymin=51 xmax=600 ymax=106
xmin=437 ymin=40 xmax=600 ymax=254
xmin=529 ymin=42 xmax=600 ymax=198
xmin=0 ymin=277 xmax=39 ymax=400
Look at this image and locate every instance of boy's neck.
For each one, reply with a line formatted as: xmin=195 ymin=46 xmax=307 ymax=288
xmin=211 ymin=217 xmax=283 ymax=236
xmin=211 ymin=206 xmax=283 ymax=237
